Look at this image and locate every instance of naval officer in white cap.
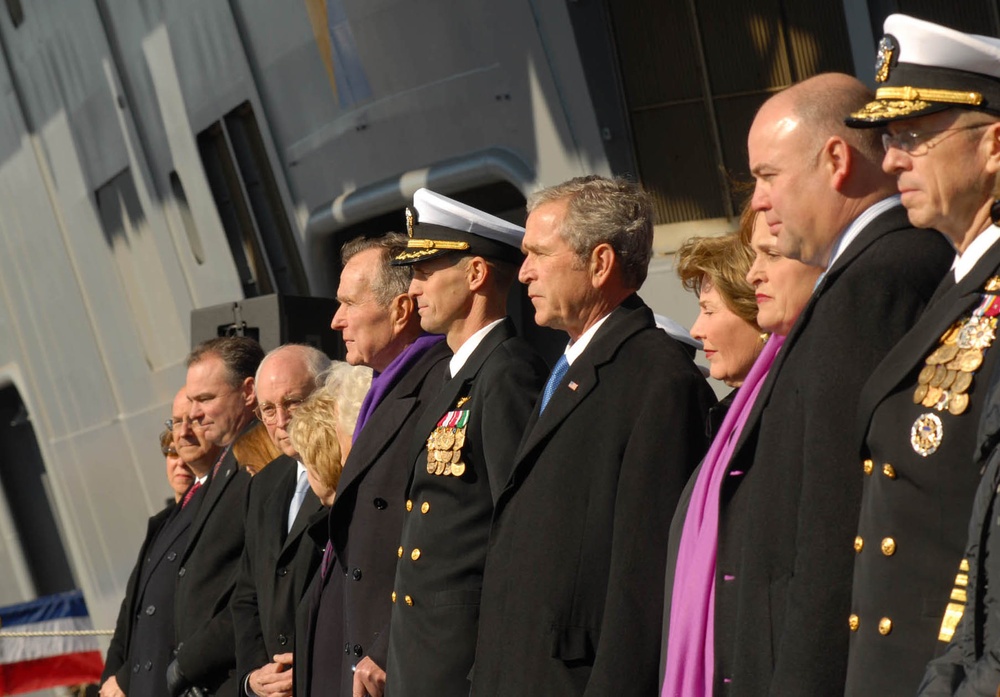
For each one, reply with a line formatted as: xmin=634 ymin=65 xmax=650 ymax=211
xmin=382 ymin=188 xmax=547 ymax=697
xmin=845 ymin=14 xmax=1000 ymax=697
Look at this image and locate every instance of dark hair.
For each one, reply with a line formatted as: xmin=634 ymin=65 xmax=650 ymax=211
xmin=340 ymin=233 xmax=413 ymax=304
xmin=186 ymin=336 xmax=265 ymax=388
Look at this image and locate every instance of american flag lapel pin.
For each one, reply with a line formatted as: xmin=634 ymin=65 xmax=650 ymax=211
xmin=568 ymin=381 xmax=578 ymax=391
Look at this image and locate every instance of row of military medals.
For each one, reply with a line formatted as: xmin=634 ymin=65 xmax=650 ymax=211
xmin=426 ymin=397 xmax=470 ymax=476
xmin=911 ymin=282 xmax=1000 ymax=456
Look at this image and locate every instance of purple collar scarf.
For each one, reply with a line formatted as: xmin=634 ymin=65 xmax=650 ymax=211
xmin=661 ymin=334 xmax=785 ymax=696
xmin=352 ymin=333 xmax=446 ymax=443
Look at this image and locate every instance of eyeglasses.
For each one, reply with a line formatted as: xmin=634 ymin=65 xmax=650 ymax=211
xmin=162 ymin=446 xmax=178 ymax=457
xmin=165 ymin=416 xmax=198 ymax=431
xmin=882 ymin=123 xmax=993 ymax=156
xmin=254 ymin=398 xmax=304 ymax=425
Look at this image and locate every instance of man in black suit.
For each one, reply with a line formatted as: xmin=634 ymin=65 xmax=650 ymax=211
xmin=99 ymin=389 xmax=219 ymax=697
xmin=167 ymin=336 xmax=263 ymax=696
xmin=705 ymin=74 xmax=952 ymax=697
xmin=232 ymin=344 xmax=331 ymax=696
xmin=842 ymin=15 xmax=1000 ymax=696
xmin=297 ymin=233 xmax=450 ymax=697
xmin=382 ymin=188 xmax=547 ymax=697
xmin=469 ymin=176 xmax=715 ymax=697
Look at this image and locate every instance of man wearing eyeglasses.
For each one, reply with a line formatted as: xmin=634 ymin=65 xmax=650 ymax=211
xmin=842 ymin=15 xmax=1000 ymax=697
xmin=707 ymin=73 xmax=952 ymax=696
xmin=167 ymin=336 xmax=264 ymax=697
xmin=230 ymin=344 xmax=331 ymax=697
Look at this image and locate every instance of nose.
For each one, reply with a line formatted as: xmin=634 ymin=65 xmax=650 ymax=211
xmin=746 ymin=256 xmax=764 ymax=286
xmin=689 ymin=311 xmax=708 ymax=342
xmin=188 ymin=400 xmax=204 ymax=423
xmin=408 ymin=277 xmax=422 ymax=297
xmin=882 ymin=146 xmax=908 ymax=176
xmin=331 ymin=304 xmax=346 ymax=330
xmin=518 ymin=255 xmax=533 ymax=284
xmin=750 ymin=181 xmax=768 ymax=213
xmin=275 ymin=405 xmax=292 ymax=430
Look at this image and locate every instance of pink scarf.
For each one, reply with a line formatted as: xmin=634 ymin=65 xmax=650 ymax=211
xmin=661 ymin=334 xmax=785 ymax=696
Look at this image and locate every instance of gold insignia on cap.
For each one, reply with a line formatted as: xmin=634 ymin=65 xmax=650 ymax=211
xmin=393 ymin=239 xmax=471 ymax=262
xmin=875 ymin=35 xmax=897 ymax=83
xmin=406 ymin=207 xmax=415 ymax=237
xmin=875 ymin=86 xmax=983 ymax=106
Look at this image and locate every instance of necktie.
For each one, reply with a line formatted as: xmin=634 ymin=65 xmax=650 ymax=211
xmin=539 ymin=355 xmax=570 ymax=413
xmin=287 ymin=468 xmax=310 ymax=533
xmin=181 ymin=480 xmax=202 ymax=509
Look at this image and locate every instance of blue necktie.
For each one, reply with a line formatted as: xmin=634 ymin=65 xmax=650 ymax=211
xmin=287 ymin=468 xmax=309 ymax=533
xmin=539 ymin=355 xmax=570 ymax=413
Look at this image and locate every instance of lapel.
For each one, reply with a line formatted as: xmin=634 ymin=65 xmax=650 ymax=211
xmin=135 ymin=505 xmax=191 ymax=600
xmin=334 ymin=340 xmax=450 ymax=500
xmin=726 ymin=204 xmax=911 ymax=459
xmin=409 ymin=319 xmax=517 ymax=458
xmin=182 ymin=447 xmax=237 ymax=562
xmin=282 ymin=490 xmax=323 ymax=558
xmin=857 ymin=235 xmax=1000 ymax=427
xmin=513 ymin=296 xmax=651 ymax=465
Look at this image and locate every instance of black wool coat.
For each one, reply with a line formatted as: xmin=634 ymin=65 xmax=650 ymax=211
xmin=294 ymin=337 xmax=450 ymax=697
xmin=174 ymin=444 xmax=252 ymax=695
xmin=470 ymin=295 xmax=715 ymax=697
xmin=847 ymin=235 xmax=1000 ymax=697
xmin=712 ymin=205 xmax=951 ymax=697
xmin=231 ymin=454 xmax=325 ymax=688
xmin=384 ymin=318 xmax=548 ymax=697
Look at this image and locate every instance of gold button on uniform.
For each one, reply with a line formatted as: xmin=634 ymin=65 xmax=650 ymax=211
xmin=391 ymin=591 xmax=397 ymax=603
xmin=881 ymin=538 xmax=896 ymax=556
xmin=406 ymin=500 xmax=413 ymax=511
xmin=879 ymin=617 xmax=892 ymax=635
xmin=854 ymin=536 xmax=864 ymax=553
xmin=849 ymin=614 xmax=859 ymax=631
xmin=421 ymin=501 xmax=430 ymax=514
xmin=405 ymin=595 xmax=413 ymax=606
xmin=863 ymin=459 xmax=874 ymax=475
xmin=411 ymin=548 xmax=421 ymax=561
xmin=882 ymin=464 xmax=896 ymax=479
xmin=397 ymin=546 xmax=403 ymax=558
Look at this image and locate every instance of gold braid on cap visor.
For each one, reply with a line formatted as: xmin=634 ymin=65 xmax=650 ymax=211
xmin=394 ymin=238 xmax=470 ymax=261
xmin=850 ymin=87 xmax=983 ymax=122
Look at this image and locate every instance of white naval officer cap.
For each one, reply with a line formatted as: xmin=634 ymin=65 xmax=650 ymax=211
xmin=393 ymin=188 xmax=525 ymax=266
xmin=847 ymin=14 xmax=1000 ymax=127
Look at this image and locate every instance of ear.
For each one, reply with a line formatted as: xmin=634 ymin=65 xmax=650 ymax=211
xmin=823 ymin=136 xmax=852 ymax=191
xmin=983 ymin=123 xmax=1000 ymax=176
xmin=589 ymin=243 xmax=617 ymax=289
xmin=241 ymin=376 xmax=255 ymax=407
xmin=389 ymin=292 xmax=414 ymax=330
xmin=466 ymin=257 xmax=489 ymax=292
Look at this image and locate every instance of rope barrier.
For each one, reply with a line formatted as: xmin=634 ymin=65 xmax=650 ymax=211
xmin=0 ymin=629 xmax=114 ymax=637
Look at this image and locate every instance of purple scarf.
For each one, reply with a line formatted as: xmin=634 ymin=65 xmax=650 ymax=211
xmin=661 ymin=334 xmax=785 ymax=696
xmin=352 ymin=333 xmax=446 ymax=443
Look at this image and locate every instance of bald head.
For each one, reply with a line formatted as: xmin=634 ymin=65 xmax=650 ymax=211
xmin=255 ymin=344 xmax=332 ymax=458
xmin=749 ymin=73 xmax=897 ymax=266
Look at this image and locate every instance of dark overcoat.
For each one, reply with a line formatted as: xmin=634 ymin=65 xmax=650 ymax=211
xmin=384 ymin=318 xmax=547 ymax=697
xmin=470 ymin=295 xmax=715 ymax=697
xmin=712 ymin=205 xmax=951 ymax=697
xmin=231 ymin=454 xmax=325 ymax=688
xmin=294 ymin=338 xmax=450 ymax=696
xmin=847 ymin=235 xmax=1000 ymax=696
xmin=174 ymin=444 xmax=252 ymax=695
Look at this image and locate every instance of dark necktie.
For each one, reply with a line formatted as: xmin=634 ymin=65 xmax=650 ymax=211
xmin=181 ymin=480 xmax=202 ymax=509
xmin=539 ymin=355 xmax=570 ymax=413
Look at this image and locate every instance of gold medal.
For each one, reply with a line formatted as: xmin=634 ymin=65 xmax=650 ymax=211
xmin=454 ymin=428 xmax=466 ymax=449
xmin=923 ymin=386 xmax=943 ymax=408
xmin=953 ymin=371 xmax=973 ymax=394
xmin=930 ymin=365 xmax=948 ymax=387
xmin=913 ymin=384 xmax=929 ymax=404
xmin=960 ymin=349 xmax=984 ymax=372
xmin=926 ymin=347 xmax=946 ymax=365
xmin=941 ymin=323 xmax=962 ymax=344
xmin=940 ymin=369 xmax=957 ymax=390
xmin=911 ymin=413 xmax=944 ymax=457
xmin=938 ymin=344 xmax=961 ymax=363
xmin=438 ymin=429 xmax=455 ymax=450
xmin=450 ymin=461 xmax=466 ymax=476
xmin=918 ymin=365 xmax=936 ymax=385
xmin=958 ymin=317 xmax=997 ymax=350
xmin=434 ymin=458 xmax=446 ymax=475
xmin=443 ymin=462 xmax=451 ymax=476
xmin=949 ymin=393 xmax=970 ymax=415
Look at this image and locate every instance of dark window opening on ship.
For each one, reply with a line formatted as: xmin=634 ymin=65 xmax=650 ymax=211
xmin=197 ymin=102 xmax=307 ymax=298
xmin=5 ymin=0 xmax=23 ymax=28
xmin=0 ymin=386 xmax=75 ymax=595
xmin=170 ymin=171 xmax=205 ymax=264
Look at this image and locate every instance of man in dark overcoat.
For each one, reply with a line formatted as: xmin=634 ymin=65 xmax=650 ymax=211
xmin=231 ymin=344 xmax=331 ymax=696
xmin=167 ymin=336 xmax=263 ymax=696
xmin=382 ymin=188 xmax=547 ymax=697
xmin=698 ymin=73 xmax=950 ymax=697
xmin=470 ymin=176 xmax=715 ymax=697
xmin=844 ymin=15 xmax=1000 ymax=696
xmin=295 ymin=232 xmax=450 ymax=697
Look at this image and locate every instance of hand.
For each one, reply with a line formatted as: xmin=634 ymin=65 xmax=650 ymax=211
xmin=99 ymin=676 xmax=126 ymax=697
xmin=165 ymin=659 xmax=190 ymax=697
xmin=353 ymin=656 xmax=386 ymax=697
xmin=249 ymin=654 xmax=294 ymax=697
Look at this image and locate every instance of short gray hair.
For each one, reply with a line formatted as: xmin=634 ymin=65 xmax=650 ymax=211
xmin=527 ymin=176 xmax=653 ymax=289
xmin=255 ymin=343 xmax=332 ymax=390
xmin=340 ymin=233 xmax=412 ymax=305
